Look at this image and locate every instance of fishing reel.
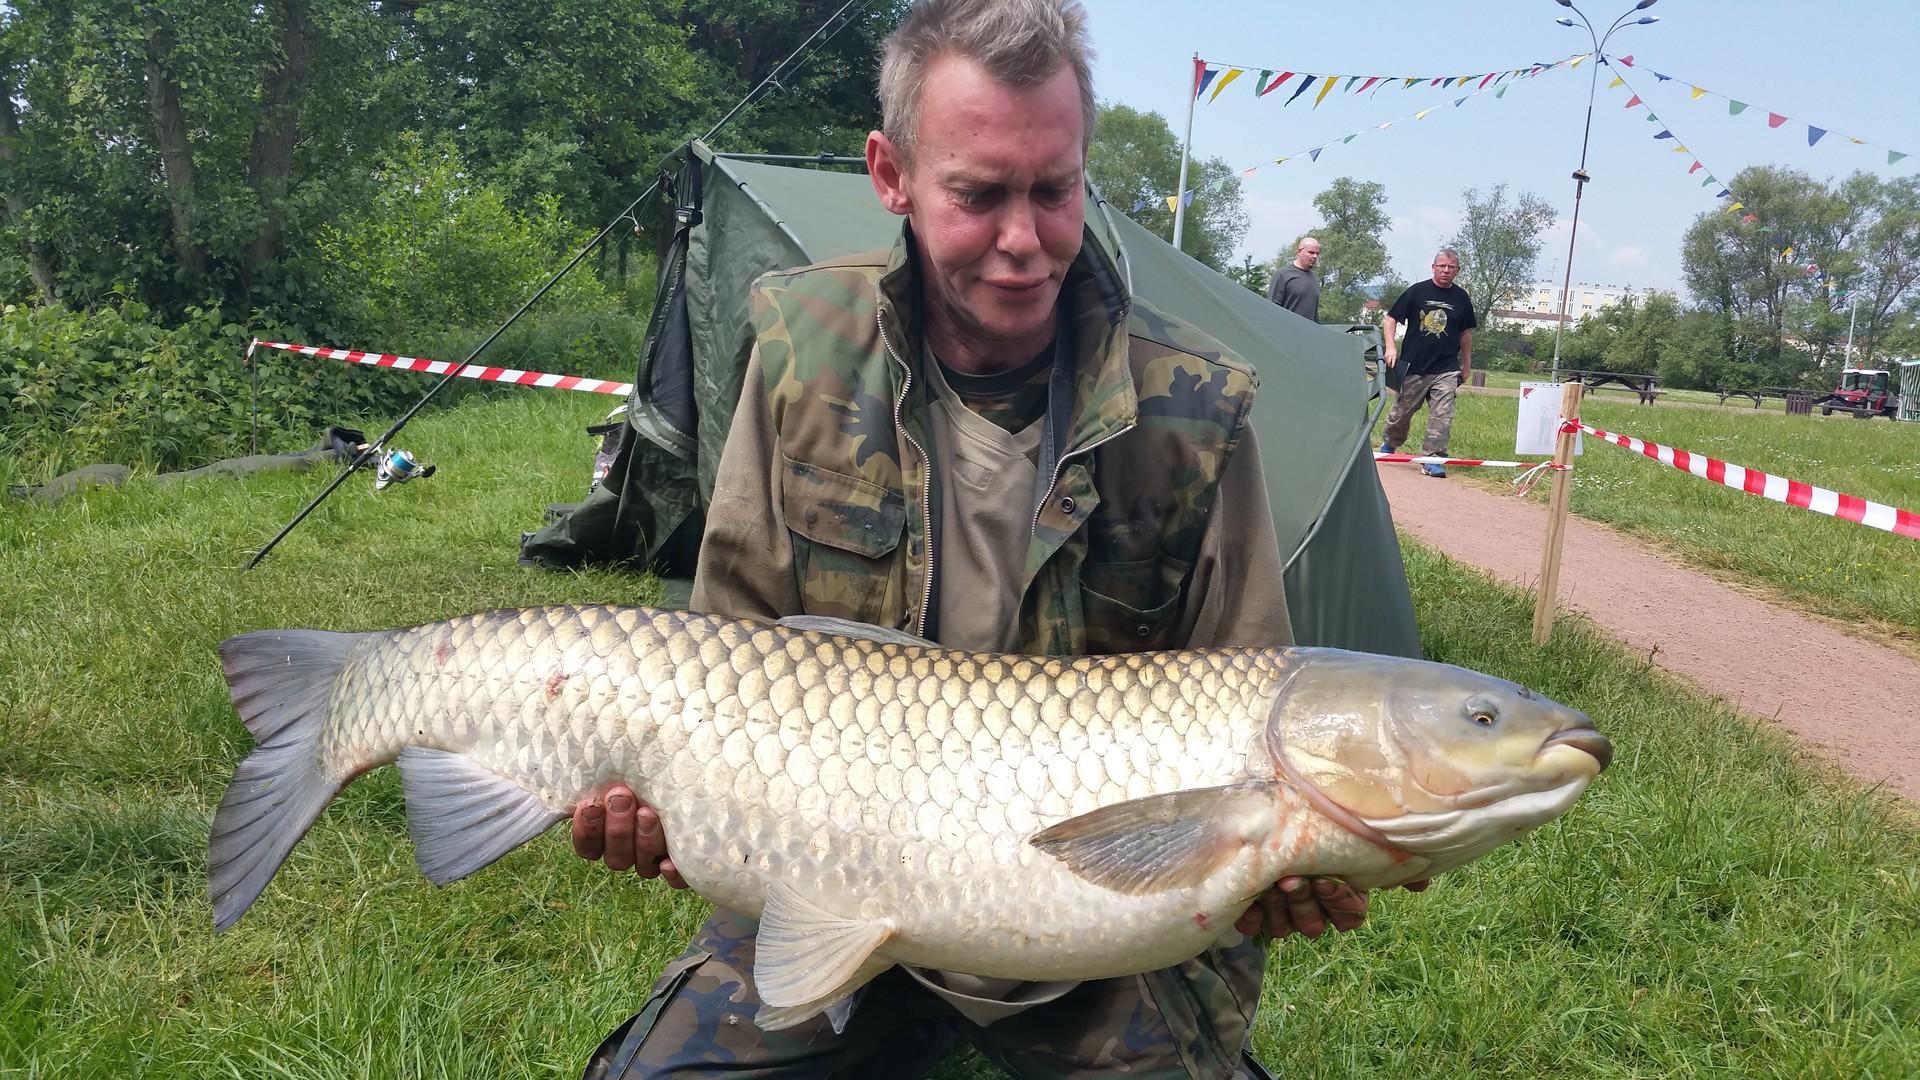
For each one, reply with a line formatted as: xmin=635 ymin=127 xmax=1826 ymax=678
xmin=372 ymin=446 xmax=436 ymax=490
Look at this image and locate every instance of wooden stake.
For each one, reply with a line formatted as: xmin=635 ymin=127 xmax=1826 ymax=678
xmin=1532 ymin=380 xmax=1585 ymax=644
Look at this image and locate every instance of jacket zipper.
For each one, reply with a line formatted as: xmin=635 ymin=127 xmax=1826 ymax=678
xmin=1029 ymin=300 xmax=1136 ymax=534
xmin=878 ymin=307 xmax=936 ymax=639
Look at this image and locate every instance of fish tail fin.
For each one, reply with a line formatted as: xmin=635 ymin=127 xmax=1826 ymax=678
xmin=209 ymin=628 xmax=368 ymax=932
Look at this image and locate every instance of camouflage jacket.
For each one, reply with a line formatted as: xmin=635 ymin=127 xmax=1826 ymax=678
xmin=692 ymin=224 xmax=1292 ymax=656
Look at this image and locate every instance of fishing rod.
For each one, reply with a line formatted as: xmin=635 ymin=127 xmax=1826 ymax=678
xmin=246 ymin=0 xmax=884 ymax=569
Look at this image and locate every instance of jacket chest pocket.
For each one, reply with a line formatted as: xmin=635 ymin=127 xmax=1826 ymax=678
xmin=1080 ymin=554 xmax=1191 ymax=653
xmin=781 ymin=455 xmax=911 ymax=628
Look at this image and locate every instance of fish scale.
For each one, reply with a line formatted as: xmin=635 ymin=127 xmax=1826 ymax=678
xmin=210 ymin=604 xmax=1609 ymax=1030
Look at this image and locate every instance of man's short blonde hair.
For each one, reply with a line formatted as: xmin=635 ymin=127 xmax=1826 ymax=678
xmin=878 ymin=0 xmax=1096 ymax=171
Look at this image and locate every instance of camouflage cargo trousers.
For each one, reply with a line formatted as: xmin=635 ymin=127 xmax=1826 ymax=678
xmin=1382 ymin=370 xmax=1461 ymax=456
xmin=580 ymin=908 xmax=1276 ymax=1080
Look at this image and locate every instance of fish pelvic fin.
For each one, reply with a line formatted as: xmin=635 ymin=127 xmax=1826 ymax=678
xmin=754 ymin=956 xmax=890 ymax=1033
xmin=1029 ymin=781 xmax=1281 ymax=896
xmin=753 ymin=882 xmax=896 ymax=1013
xmin=396 ymin=747 xmax=566 ymax=884
xmin=209 ymin=628 xmax=369 ymax=932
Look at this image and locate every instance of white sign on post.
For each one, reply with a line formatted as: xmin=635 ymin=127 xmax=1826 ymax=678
xmin=1516 ymin=382 xmax=1583 ymax=457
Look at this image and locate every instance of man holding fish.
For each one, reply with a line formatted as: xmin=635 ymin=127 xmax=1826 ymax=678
xmin=573 ymin=0 xmax=1415 ymax=1074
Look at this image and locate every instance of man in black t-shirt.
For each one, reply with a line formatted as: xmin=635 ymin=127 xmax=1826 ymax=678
xmin=1378 ymin=249 xmax=1476 ymax=477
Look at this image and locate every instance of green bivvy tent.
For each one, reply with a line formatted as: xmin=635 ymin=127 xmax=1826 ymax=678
xmin=521 ymin=141 xmax=1421 ymax=659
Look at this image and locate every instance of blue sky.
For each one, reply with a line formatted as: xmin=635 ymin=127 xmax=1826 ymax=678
xmin=1081 ymin=0 xmax=1920 ymax=298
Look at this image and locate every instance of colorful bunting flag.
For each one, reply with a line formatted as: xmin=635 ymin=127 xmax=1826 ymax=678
xmin=1314 ymin=76 xmax=1337 ymax=108
xmin=1690 ymin=86 xmax=1706 ymax=100
xmin=1193 ymin=59 xmax=1216 ymax=99
xmin=1768 ymin=113 xmax=1787 ymax=128
xmin=1729 ymin=100 xmax=1748 ymax=115
xmin=1808 ymin=126 xmax=1827 ymax=146
xmin=1207 ymin=67 xmax=1243 ymax=103
xmin=1624 ymin=95 xmax=1642 ymax=108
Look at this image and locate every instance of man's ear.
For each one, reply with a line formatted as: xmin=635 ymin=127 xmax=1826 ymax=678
xmin=867 ymin=130 xmax=914 ymax=217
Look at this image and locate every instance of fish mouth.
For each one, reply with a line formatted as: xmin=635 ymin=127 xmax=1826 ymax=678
xmin=1543 ymin=728 xmax=1613 ymax=771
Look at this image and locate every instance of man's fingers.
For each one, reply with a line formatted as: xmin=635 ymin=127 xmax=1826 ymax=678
xmin=571 ymin=800 xmax=606 ymax=860
xmin=1314 ymin=878 xmax=1369 ymax=933
xmin=1284 ymin=878 xmax=1330 ymax=938
xmin=602 ymin=789 xmax=637 ymax=872
xmin=659 ymin=857 xmax=688 ymax=891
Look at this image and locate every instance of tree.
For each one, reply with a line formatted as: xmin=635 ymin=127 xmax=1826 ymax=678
xmin=1446 ymin=183 xmax=1555 ymax=316
xmin=1682 ymin=165 xmax=1856 ymax=380
xmin=1835 ymin=172 xmax=1920 ymax=365
xmin=1089 ymin=102 xmax=1248 ymax=272
xmin=1222 ymin=254 xmax=1269 ymax=296
xmin=1309 ymin=177 xmax=1391 ymax=323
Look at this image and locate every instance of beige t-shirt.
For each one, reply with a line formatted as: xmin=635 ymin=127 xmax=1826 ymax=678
xmin=925 ymin=355 xmax=1045 ymax=653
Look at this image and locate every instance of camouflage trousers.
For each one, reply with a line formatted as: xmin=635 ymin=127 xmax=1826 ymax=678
xmin=580 ymin=908 xmax=1274 ymax=1080
xmin=1382 ymin=370 xmax=1461 ymax=456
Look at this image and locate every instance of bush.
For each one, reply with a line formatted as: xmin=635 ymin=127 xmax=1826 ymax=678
xmin=313 ymin=133 xmax=614 ymax=345
xmin=0 ymin=133 xmax=653 ymax=476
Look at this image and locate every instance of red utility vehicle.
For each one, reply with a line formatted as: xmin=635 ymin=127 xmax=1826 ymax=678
xmin=1817 ymin=368 xmax=1898 ymax=418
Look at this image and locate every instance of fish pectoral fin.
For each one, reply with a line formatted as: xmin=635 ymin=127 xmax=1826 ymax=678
xmin=753 ymin=882 xmax=896 ymax=1010
xmin=1029 ymin=781 xmax=1280 ymax=896
xmin=395 ymin=747 xmax=566 ymax=884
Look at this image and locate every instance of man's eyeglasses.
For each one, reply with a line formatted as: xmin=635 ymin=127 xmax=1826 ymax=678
xmin=1433 ymin=263 xmax=1459 ymax=270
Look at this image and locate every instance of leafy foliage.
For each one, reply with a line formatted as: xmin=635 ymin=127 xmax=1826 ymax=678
xmin=1446 ymin=183 xmax=1556 ymax=316
xmin=1306 ymin=178 xmax=1392 ymax=323
xmin=312 ymin=134 xmax=614 ymax=346
xmin=1090 ymin=102 xmax=1248 ymax=272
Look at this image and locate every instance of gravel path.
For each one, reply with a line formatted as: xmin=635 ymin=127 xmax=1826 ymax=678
xmin=1375 ymin=461 xmax=1920 ymax=802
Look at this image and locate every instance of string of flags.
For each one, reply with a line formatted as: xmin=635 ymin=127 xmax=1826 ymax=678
xmin=1190 ymin=54 xmax=1583 ymax=106
xmin=1610 ymin=66 xmax=1834 ymax=284
xmin=1606 ymin=55 xmax=1910 ymax=167
xmin=1137 ymin=55 xmax=1579 ymax=215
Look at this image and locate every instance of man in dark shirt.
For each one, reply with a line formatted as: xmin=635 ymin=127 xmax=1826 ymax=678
xmin=1378 ymin=248 xmax=1475 ymax=477
xmin=1266 ymin=235 xmax=1322 ymax=320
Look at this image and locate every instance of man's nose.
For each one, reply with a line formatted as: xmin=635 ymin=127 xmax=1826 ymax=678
xmin=998 ymin=198 xmax=1042 ymax=258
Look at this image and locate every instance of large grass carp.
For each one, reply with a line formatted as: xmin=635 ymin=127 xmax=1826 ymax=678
xmin=210 ymin=606 xmax=1610 ymax=1028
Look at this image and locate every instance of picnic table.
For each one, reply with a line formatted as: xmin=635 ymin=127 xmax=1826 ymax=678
xmin=1717 ymin=386 xmax=1813 ymax=409
xmin=1566 ymin=370 xmax=1659 ymax=404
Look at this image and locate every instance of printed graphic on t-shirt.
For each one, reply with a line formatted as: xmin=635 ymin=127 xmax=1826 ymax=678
xmin=1418 ymin=302 xmax=1456 ymax=338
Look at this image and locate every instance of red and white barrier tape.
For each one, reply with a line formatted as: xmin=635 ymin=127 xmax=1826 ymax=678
xmin=1575 ymin=419 xmax=1920 ymax=539
xmin=1373 ymin=452 xmax=1568 ymax=494
xmin=253 ymin=339 xmax=633 ymax=398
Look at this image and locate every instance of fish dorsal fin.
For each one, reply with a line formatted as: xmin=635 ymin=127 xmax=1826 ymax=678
xmin=1029 ymin=782 xmax=1280 ymax=896
xmin=775 ymin=615 xmax=936 ymax=649
xmin=753 ymin=882 xmax=896 ymax=1010
xmin=396 ymin=747 xmax=566 ymax=884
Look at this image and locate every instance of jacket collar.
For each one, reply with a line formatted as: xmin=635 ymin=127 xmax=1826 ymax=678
xmin=875 ymin=221 xmax=1138 ymax=455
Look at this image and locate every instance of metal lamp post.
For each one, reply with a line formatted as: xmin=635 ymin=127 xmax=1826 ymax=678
xmin=1547 ymin=0 xmax=1660 ymax=382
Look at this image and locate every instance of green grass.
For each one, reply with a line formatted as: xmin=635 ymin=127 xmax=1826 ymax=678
xmin=1409 ymin=386 xmax=1920 ymax=652
xmin=4 ymin=391 xmax=1917 ymax=1077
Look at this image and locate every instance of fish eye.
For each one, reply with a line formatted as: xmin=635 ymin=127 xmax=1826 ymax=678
xmin=1471 ymin=710 xmax=1496 ymax=726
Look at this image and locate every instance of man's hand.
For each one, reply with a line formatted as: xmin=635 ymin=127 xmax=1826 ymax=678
xmin=571 ymin=783 xmax=688 ymax=889
xmin=1234 ymin=876 xmax=1430 ymax=940
xmin=1383 ymin=351 xmax=1398 ymax=369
